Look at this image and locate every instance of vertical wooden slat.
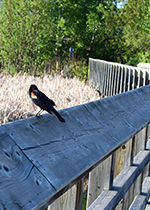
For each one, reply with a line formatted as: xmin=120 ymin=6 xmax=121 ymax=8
xmin=142 ymin=123 xmax=150 ymax=182
xmin=101 ymin=62 xmax=105 ymax=94
xmin=98 ymin=62 xmax=102 ymax=94
xmin=110 ymin=65 xmax=115 ymax=96
xmin=86 ymin=156 xmax=112 ymax=208
xmin=133 ymin=128 xmax=147 ymax=157
xmin=108 ymin=64 xmax=113 ymax=96
xmin=127 ymin=127 xmax=147 ymax=210
xmin=102 ymin=62 xmax=105 ymax=95
xmin=92 ymin=60 xmax=96 ymax=88
xmin=104 ymin=62 xmax=107 ymax=95
xmin=143 ymin=70 xmax=146 ymax=86
xmin=48 ymin=185 xmax=77 ymax=210
xmin=127 ymin=68 xmax=131 ymax=91
xmin=96 ymin=61 xmax=99 ymax=89
xmin=113 ymin=65 xmax=117 ymax=95
xmin=104 ymin=63 xmax=109 ymax=96
xmin=123 ymin=67 xmax=127 ymax=92
xmin=116 ymin=65 xmax=121 ymax=94
xmin=110 ymin=64 xmax=114 ymax=96
xmin=101 ymin=62 xmax=104 ymax=94
xmin=119 ymin=65 xmax=124 ymax=93
xmin=113 ymin=139 xmax=133 ymax=210
xmin=112 ymin=139 xmax=133 ymax=179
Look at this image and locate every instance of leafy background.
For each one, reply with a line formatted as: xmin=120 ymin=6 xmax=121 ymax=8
xmin=0 ymin=0 xmax=150 ymax=79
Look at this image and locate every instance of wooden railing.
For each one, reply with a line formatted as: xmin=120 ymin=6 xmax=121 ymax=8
xmin=89 ymin=58 xmax=150 ymax=96
xmin=0 ymin=85 xmax=150 ymax=210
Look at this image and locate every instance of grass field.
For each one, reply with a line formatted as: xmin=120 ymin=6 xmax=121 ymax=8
xmin=0 ymin=73 xmax=100 ymax=125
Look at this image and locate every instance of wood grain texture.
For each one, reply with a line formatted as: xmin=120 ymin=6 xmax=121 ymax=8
xmin=0 ymin=131 xmax=55 ymax=210
xmin=87 ymin=149 xmax=150 ymax=210
xmin=48 ymin=184 xmax=77 ymax=210
xmin=1 ymin=85 xmax=150 ymax=209
xmin=129 ymin=177 xmax=150 ymax=210
xmin=86 ymin=156 xmax=112 ymax=208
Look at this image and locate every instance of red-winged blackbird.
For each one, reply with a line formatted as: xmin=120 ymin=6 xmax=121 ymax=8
xmin=29 ymin=84 xmax=65 ymax=123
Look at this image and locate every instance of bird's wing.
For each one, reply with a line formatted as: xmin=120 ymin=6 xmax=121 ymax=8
xmin=49 ymin=98 xmax=56 ymax=107
xmin=30 ymin=89 xmax=41 ymax=99
xmin=31 ymin=89 xmax=56 ymax=109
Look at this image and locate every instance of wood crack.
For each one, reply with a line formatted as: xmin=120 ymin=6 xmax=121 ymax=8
xmin=22 ymin=140 xmax=62 ymax=151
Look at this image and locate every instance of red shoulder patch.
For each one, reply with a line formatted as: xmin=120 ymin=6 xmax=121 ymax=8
xmin=31 ymin=92 xmax=37 ymax=99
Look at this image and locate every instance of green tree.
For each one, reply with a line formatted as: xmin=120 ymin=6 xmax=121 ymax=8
xmin=121 ymin=0 xmax=150 ymax=65
xmin=0 ymin=0 xmax=124 ymax=77
xmin=55 ymin=0 xmax=123 ymax=62
xmin=0 ymin=0 xmax=57 ymax=74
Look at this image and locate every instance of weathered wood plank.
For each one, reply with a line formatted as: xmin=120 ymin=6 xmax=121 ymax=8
xmin=119 ymin=65 xmax=124 ymax=93
xmin=103 ymin=63 xmax=108 ymax=96
xmin=145 ymin=197 xmax=150 ymax=209
xmin=89 ymin=58 xmax=150 ymax=96
xmin=127 ymin=68 xmax=131 ymax=91
xmin=110 ymin=65 xmax=115 ymax=96
xmin=1 ymin=85 xmax=150 ymax=209
xmin=112 ymin=65 xmax=117 ymax=95
xmin=48 ymin=184 xmax=77 ymax=210
xmin=99 ymin=62 xmax=103 ymax=94
xmin=129 ymin=177 xmax=150 ymax=210
xmin=116 ymin=66 xmax=121 ymax=94
xmin=123 ymin=67 xmax=127 ymax=92
xmin=108 ymin=64 xmax=112 ymax=96
xmin=87 ymin=149 xmax=150 ymax=210
xmin=101 ymin=62 xmax=105 ymax=94
xmin=0 ymin=131 xmax=55 ymax=210
xmin=86 ymin=156 xmax=112 ymax=208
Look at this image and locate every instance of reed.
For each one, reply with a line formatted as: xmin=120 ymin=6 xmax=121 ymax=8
xmin=0 ymin=73 xmax=100 ymax=124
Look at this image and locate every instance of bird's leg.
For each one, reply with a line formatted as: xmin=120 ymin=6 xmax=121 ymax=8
xmin=36 ymin=109 xmax=43 ymax=118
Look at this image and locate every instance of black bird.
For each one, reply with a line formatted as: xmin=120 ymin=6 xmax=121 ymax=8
xmin=29 ymin=84 xmax=65 ymax=123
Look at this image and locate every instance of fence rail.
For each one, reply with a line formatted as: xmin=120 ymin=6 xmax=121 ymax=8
xmin=89 ymin=58 xmax=150 ymax=96
xmin=0 ymin=85 xmax=150 ymax=210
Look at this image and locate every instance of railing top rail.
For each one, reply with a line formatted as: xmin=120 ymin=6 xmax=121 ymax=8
xmin=0 ymin=85 xmax=150 ymax=209
xmin=89 ymin=58 xmax=150 ymax=72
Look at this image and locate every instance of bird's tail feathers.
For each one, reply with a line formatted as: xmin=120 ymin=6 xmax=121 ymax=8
xmin=51 ymin=108 xmax=65 ymax=123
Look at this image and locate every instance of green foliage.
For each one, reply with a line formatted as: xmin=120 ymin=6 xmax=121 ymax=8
xmin=0 ymin=0 xmax=56 ymax=74
xmin=82 ymin=191 xmax=87 ymax=210
xmin=69 ymin=60 xmax=88 ymax=82
xmin=120 ymin=0 xmax=150 ymax=65
xmin=0 ymin=0 xmax=150 ymax=79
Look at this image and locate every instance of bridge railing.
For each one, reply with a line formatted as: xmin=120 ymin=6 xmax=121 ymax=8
xmin=0 ymin=85 xmax=150 ymax=210
xmin=89 ymin=58 xmax=150 ymax=96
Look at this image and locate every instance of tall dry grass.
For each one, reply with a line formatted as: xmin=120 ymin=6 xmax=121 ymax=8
xmin=0 ymin=73 xmax=100 ymax=124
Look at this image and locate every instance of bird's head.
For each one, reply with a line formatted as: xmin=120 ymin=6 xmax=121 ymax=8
xmin=29 ymin=84 xmax=38 ymax=92
xmin=29 ymin=84 xmax=38 ymax=98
